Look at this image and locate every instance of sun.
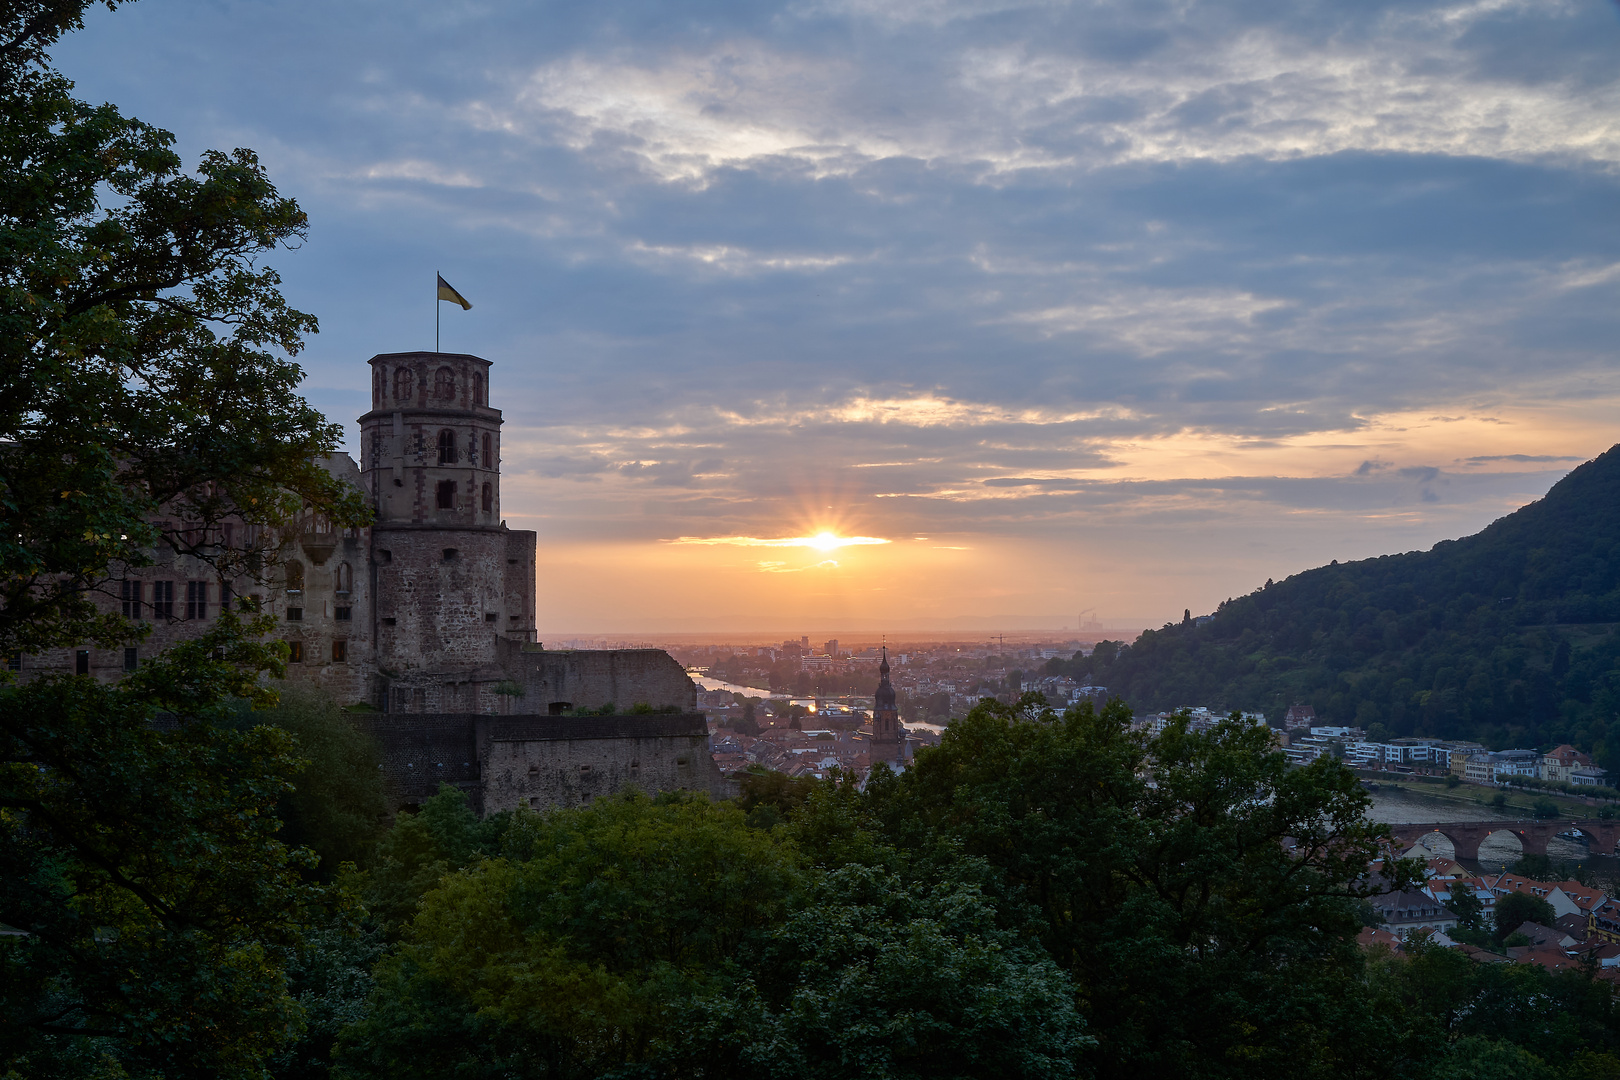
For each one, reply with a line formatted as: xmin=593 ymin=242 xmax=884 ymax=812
xmin=809 ymin=531 xmax=842 ymax=552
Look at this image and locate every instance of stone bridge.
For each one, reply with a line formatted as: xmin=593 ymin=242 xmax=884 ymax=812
xmin=1388 ymin=819 xmax=1620 ymax=861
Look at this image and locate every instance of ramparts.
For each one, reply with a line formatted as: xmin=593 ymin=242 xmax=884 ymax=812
xmin=357 ymin=711 xmax=731 ymax=813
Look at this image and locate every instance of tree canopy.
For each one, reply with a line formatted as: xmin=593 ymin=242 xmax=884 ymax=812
xmin=0 ymin=3 xmax=371 ymax=1074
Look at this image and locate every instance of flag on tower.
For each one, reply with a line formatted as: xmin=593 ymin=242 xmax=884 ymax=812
xmin=437 ymin=274 xmax=472 ymax=310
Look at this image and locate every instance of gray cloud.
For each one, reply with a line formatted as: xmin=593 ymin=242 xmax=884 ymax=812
xmin=47 ymin=0 xmax=1620 ymax=623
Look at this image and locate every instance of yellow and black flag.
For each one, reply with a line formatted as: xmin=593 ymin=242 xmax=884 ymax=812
xmin=437 ymin=273 xmax=472 ymax=310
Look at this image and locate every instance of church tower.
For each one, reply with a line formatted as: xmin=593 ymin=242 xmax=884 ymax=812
xmin=870 ymin=647 xmax=902 ymax=766
xmin=359 ymin=351 xmax=536 ymax=711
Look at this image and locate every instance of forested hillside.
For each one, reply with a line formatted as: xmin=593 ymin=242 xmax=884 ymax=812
xmin=1048 ymin=446 xmax=1620 ymax=765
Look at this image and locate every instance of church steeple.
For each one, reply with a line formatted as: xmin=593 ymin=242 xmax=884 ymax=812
xmin=870 ymin=645 xmax=901 ymax=766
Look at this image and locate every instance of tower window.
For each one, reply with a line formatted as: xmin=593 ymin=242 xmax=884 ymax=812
xmin=438 ymin=429 xmax=456 ymax=465
xmin=123 ymin=647 xmax=138 ymax=672
xmin=393 ymin=366 xmax=412 ymax=399
xmin=332 ymin=640 xmax=348 ymax=663
xmin=434 ymin=366 xmax=455 ymax=399
xmin=436 ymin=480 xmax=456 ymax=509
xmin=442 ymin=548 xmax=458 ymax=561
xmin=335 ymin=606 xmax=352 ymax=621
xmin=481 ymin=482 xmax=493 ymax=513
xmin=483 ymin=433 xmax=493 ymax=468
xmin=286 ymin=641 xmax=304 ymax=663
xmin=151 ymin=580 xmax=174 ymax=619
xmin=76 ymin=650 xmax=90 ymax=675
xmin=121 ymin=580 xmax=143 ymax=619
xmin=474 ymin=370 xmax=485 ymax=404
xmin=286 ymin=608 xmax=303 ymax=622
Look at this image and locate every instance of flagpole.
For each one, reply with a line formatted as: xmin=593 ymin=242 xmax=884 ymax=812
xmin=435 ymin=270 xmax=440 ymax=353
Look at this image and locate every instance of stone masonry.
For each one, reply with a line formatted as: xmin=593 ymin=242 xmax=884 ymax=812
xmin=27 ymin=349 xmax=713 ymax=812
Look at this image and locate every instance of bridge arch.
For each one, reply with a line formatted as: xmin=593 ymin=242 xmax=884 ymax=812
xmin=1408 ymin=830 xmax=1458 ymax=860
xmin=1476 ymin=828 xmax=1525 ymax=867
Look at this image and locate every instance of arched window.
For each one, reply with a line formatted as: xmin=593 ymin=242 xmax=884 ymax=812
xmin=482 ymin=433 xmax=493 ymax=469
xmin=285 ymin=560 xmax=304 ymax=594
xmin=335 ymin=561 xmax=352 ymax=595
xmin=393 ymin=367 xmax=412 ymax=400
xmin=434 ymin=366 xmax=455 ymax=399
xmin=438 ymin=429 xmax=456 ymax=465
xmin=474 ymin=371 xmax=485 ymax=405
xmin=481 ymin=482 xmax=493 ymax=513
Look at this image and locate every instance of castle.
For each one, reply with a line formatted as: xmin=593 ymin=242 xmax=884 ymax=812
xmin=30 ymin=351 xmax=728 ymax=810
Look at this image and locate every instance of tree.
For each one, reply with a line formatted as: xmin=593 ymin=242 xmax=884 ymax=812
xmin=1447 ymin=886 xmax=1485 ymax=932
xmin=846 ymin=699 xmax=1411 ymax=1078
xmin=0 ymin=0 xmax=366 ymax=657
xmin=0 ymin=4 xmax=366 ymax=1073
xmin=1494 ymin=892 xmax=1557 ymax=941
xmin=0 ymin=615 xmax=326 ymax=1076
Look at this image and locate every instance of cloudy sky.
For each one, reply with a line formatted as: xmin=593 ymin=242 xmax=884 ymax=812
xmin=58 ymin=0 xmax=1620 ymax=633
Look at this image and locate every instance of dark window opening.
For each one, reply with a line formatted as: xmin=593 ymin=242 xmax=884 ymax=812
xmin=285 ymin=560 xmax=304 ymax=594
xmin=382 ymin=617 xmax=397 ymax=626
xmin=151 ymin=581 xmax=174 ymax=619
xmin=481 ymin=482 xmax=493 ymax=513
xmin=437 ymin=429 xmax=456 ymax=465
xmin=483 ymin=433 xmax=493 ymax=467
xmin=332 ymin=640 xmax=348 ymax=663
xmin=287 ymin=608 xmax=303 ymax=622
xmin=335 ymin=606 xmax=352 ymax=621
xmin=474 ymin=370 xmax=486 ymax=404
xmin=121 ymin=580 xmax=143 ymax=619
xmin=75 ymin=650 xmax=89 ymax=675
xmin=186 ymin=580 xmax=208 ymax=620
xmin=393 ymin=367 xmax=412 ymax=399
xmin=579 ymin=764 xmax=592 ymax=773
xmin=123 ymin=648 xmax=138 ymax=672
xmin=7 ymin=652 xmax=20 ymax=672
xmin=379 ymin=549 xmax=392 ymax=563
xmin=247 ymin=593 xmax=262 ymax=611
xmin=485 ymin=612 xmax=497 ymax=622
xmin=436 ymin=480 xmax=456 ymax=509
xmin=434 ymin=366 xmax=455 ymax=399
xmin=548 ymin=701 xmax=572 ymax=715
xmin=442 ymin=548 xmax=458 ymax=561
xmin=287 ymin=641 xmax=304 ymax=663
xmin=676 ymin=758 xmax=690 ymax=766
xmin=528 ymin=797 xmax=541 ymax=809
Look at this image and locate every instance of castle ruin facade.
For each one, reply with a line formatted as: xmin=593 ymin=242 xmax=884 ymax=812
xmin=25 ymin=351 xmax=728 ymax=809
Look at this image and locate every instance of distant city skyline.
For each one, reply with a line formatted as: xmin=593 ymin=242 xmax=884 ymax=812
xmin=55 ymin=0 xmax=1620 ymax=631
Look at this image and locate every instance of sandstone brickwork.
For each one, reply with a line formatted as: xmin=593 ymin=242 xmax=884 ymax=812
xmin=26 ymin=349 xmax=715 ymax=816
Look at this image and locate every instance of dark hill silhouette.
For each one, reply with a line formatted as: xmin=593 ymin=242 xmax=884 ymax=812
xmin=1048 ymin=445 xmax=1620 ymax=767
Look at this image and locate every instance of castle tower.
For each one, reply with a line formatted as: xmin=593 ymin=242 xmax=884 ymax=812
xmin=871 ymin=646 xmax=902 ymax=766
xmin=359 ymin=351 xmax=536 ymax=711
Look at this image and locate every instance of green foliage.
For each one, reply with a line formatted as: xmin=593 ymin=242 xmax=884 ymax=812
xmin=0 ymin=612 xmax=332 ymax=1077
xmin=0 ymin=1 xmax=367 ymax=658
xmin=838 ymin=698 xmax=1410 ymax=1078
xmin=354 ymin=784 xmax=504 ymax=937
xmin=1493 ymin=892 xmax=1558 ymax=940
xmin=1047 ymin=448 xmax=1620 ymax=755
xmin=1447 ymin=887 xmax=1485 ymax=932
xmin=242 ymin=685 xmax=389 ymax=878
xmin=336 ymin=791 xmax=1085 ymax=1080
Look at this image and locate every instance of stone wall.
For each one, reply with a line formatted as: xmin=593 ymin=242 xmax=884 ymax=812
xmin=479 ymin=714 xmax=733 ymax=812
xmin=358 ymin=712 xmax=733 ymax=813
xmin=513 ymin=647 xmax=697 ymax=714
